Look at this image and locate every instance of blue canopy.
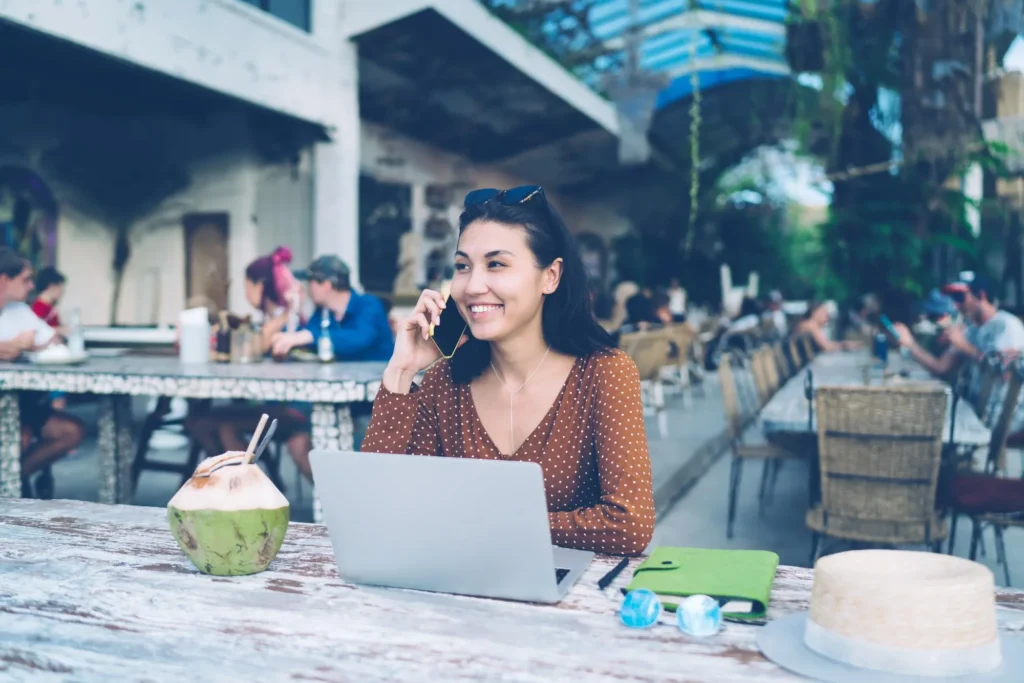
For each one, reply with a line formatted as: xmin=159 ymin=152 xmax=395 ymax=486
xmin=585 ymin=0 xmax=791 ymax=109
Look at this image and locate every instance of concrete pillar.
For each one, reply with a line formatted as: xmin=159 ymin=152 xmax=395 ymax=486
xmin=314 ymin=39 xmax=361 ymax=289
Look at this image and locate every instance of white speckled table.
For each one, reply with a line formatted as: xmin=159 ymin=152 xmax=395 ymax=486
xmin=760 ymin=352 xmax=991 ymax=447
xmin=1 ymin=499 xmax=1022 ymax=682
xmin=0 ymin=358 xmax=386 ymax=511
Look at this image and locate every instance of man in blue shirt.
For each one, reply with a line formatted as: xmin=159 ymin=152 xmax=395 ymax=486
xmin=270 ymin=255 xmax=394 ymax=361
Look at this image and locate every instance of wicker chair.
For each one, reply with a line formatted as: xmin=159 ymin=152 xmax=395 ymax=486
xmin=772 ymin=342 xmax=792 ymax=385
xmin=620 ymin=327 xmax=674 ymax=438
xmin=800 ymin=334 xmax=817 ymax=365
xmin=720 ymin=353 xmax=808 ymax=538
xmin=945 ymin=362 xmax=1024 ymax=584
xmin=808 ymin=385 xmax=949 ymax=563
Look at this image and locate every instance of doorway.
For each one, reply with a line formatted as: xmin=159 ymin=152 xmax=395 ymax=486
xmin=183 ymin=213 xmax=230 ymax=313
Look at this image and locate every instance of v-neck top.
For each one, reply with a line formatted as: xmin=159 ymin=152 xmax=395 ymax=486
xmin=362 ymin=348 xmax=655 ymax=555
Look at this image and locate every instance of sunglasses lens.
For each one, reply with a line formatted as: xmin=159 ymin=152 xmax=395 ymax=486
xmin=503 ymin=185 xmax=541 ymax=205
xmin=464 ymin=188 xmax=499 ymax=207
xmin=950 ymin=292 xmax=966 ymax=303
xmin=620 ymin=589 xmax=662 ymax=628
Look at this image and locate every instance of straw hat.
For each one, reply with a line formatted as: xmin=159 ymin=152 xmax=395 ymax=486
xmin=758 ymin=550 xmax=1024 ymax=681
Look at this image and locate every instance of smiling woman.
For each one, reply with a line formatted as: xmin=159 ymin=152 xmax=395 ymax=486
xmin=361 ymin=186 xmax=655 ymax=556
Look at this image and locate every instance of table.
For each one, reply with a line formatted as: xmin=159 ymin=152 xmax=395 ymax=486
xmin=0 ymin=357 xmax=386 ymax=508
xmin=761 ymin=353 xmax=991 ymax=447
xmin=2 ymin=500 xmax=1019 ymax=682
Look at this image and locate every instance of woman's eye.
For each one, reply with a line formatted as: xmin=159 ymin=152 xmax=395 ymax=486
xmin=488 ymin=261 xmax=506 ymax=269
xmin=453 ymin=263 xmax=468 ymax=272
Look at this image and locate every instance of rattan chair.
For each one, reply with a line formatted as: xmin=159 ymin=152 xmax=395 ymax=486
xmin=945 ymin=363 xmax=1024 ymax=584
xmin=620 ymin=327 xmax=674 ymax=438
xmin=808 ymin=385 xmax=949 ymax=563
xmin=720 ymin=353 xmax=808 ymax=538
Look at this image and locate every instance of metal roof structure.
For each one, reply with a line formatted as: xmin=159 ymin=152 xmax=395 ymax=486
xmin=584 ymin=0 xmax=791 ymax=110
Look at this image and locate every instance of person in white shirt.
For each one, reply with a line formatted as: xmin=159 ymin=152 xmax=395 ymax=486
xmin=667 ymin=278 xmax=687 ymax=322
xmin=0 ymin=247 xmax=85 ymax=497
xmin=894 ymin=272 xmax=1024 ymax=382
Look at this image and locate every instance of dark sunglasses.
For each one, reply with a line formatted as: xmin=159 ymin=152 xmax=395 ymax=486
xmin=464 ymin=185 xmax=544 ymax=208
xmin=948 ymin=291 xmax=967 ymax=304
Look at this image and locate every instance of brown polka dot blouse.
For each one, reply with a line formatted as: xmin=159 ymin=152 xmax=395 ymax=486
xmin=362 ymin=348 xmax=655 ymax=556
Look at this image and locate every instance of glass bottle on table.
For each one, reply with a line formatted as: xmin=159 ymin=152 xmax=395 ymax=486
xmin=67 ymin=307 xmax=85 ymax=356
xmin=317 ymin=309 xmax=334 ymax=363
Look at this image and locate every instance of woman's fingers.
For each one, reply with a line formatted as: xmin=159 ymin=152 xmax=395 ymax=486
xmin=414 ymin=312 xmax=431 ymax=340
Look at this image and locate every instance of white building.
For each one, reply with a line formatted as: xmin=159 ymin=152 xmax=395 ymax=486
xmin=0 ymin=0 xmax=629 ymax=326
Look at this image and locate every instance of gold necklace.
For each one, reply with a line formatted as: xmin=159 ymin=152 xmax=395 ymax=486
xmin=489 ymin=347 xmax=551 ymax=455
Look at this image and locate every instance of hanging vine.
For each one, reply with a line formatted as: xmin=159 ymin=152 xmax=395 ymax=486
xmin=684 ymin=65 xmax=702 ymax=258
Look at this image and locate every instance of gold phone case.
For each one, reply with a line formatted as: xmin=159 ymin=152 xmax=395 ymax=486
xmin=430 ymin=290 xmax=466 ymax=360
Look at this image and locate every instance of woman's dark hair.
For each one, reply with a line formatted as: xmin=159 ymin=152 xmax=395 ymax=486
xmin=738 ymin=296 xmax=761 ymax=318
xmin=449 ymin=195 xmax=615 ymax=384
xmin=245 ymin=246 xmax=293 ymax=312
xmin=35 ymin=267 xmax=66 ymax=293
xmin=0 ymin=247 xmax=29 ymax=280
xmin=803 ymin=300 xmax=825 ymax=320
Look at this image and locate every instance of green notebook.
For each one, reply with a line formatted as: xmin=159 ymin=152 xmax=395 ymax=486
xmin=625 ymin=547 xmax=779 ymax=621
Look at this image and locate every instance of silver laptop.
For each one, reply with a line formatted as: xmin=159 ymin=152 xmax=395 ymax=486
xmin=308 ymin=450 xmax=594 ymax=603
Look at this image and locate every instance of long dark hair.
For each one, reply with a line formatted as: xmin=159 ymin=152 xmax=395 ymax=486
xmin=449 ymin=195 xmax=615 ymax=384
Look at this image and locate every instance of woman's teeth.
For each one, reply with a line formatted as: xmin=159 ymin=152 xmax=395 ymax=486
xmin=470 ymin=305 xmax=503 ymax=314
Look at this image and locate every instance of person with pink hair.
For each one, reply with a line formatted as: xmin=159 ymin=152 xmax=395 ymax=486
xmin=185 ymin=246 xmax=312 ymax=482
xmin=242 ymin=246 xmax=303 ymax=349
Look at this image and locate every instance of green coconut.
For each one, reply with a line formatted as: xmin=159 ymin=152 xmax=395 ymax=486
xmin=167 ymin=451 xmax=289 ymax=576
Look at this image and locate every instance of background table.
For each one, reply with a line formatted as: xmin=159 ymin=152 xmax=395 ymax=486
xmin=760 ymin=353 xmax=991 ymax=447
xmin=2 ymin=499 xmax=1022 ymax=682
xmin=0 ymin=357 xmax=386 ymax=507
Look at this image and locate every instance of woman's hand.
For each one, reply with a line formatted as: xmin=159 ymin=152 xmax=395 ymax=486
xmin=382 ymin=290 xmax=454 ymax=394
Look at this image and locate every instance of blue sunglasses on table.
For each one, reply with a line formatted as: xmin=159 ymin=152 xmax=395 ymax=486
xmin=463 ymin=185 xmax=545 ymax=208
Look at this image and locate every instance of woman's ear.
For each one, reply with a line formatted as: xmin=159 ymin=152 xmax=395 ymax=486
xmin=543 ymin=258 xmax=564 ymax=295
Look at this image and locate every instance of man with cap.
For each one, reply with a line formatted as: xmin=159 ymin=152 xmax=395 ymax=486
xmin=894 ymin=271 xmax=1024 ymax=380
xmin=270 ymin=255 xmax=394 ymax=362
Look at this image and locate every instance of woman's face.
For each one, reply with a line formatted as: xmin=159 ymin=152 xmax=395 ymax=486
xmin=244 ymin=278 xmax=263 ymax=310
xmin=451 ymin=220 xmax=562 ymax=344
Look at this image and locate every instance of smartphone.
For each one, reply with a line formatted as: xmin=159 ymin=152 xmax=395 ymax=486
xmin=879 ymin=314 xmax=900 ymax=339
xmin=430 ymin=298 xmax=468 ymax=359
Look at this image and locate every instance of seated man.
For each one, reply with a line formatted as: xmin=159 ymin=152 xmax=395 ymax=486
xmin=894 ymin=272 xmax=1024 ymax=388
xmin=269 ymin=255 xmax=395 ymax=475
xmin=0 ymin=248 xmax=86 ymax=497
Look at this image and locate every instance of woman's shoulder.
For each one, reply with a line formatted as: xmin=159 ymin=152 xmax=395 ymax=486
xmin=582 ymin=347 xmax=640 ymax=382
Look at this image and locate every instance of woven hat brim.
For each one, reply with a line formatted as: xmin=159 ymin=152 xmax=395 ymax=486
xmin=757 ymin=612 xmax=1024 ymax=683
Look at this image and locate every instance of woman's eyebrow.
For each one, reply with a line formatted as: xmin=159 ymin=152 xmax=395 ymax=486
xmin=454 ymin=250 xmax=515 ymax=259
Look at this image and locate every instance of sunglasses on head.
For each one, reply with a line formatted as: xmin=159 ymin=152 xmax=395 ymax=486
xmin=464 ymin=185 xmax=545 ymax=208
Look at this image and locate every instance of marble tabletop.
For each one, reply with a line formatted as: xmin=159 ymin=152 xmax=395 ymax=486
xmin=0 ymin=356 xmax=388 ymax=403
xmin=760 ymin=352 xmax=992 ymax=447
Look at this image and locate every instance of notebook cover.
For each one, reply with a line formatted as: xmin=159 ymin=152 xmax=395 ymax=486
xmin=625 ymin=546 xmax=779 ymax=620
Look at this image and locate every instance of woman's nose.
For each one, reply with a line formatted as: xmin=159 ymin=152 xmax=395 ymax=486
xmin=465 ymin=268 xmax=489 ymax=295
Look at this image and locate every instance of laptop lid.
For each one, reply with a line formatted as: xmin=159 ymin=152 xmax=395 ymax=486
xmin=309 ymin=450 xmax=572 ymax=603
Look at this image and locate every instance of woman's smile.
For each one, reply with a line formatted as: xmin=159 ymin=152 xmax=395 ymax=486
xmin=467 ymin=303 xmax=504 ymax=321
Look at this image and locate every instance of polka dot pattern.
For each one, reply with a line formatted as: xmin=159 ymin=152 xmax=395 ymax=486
xmin=362 ymin=348 xmax=655 ymax=556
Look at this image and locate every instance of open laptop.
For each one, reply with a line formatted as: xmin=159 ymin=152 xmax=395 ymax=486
xmin=308 ymin=450 xmax=594 ymax=603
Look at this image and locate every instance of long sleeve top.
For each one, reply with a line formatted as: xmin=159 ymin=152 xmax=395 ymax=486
xmin=361 ymin=348 xmax=655 ymax=555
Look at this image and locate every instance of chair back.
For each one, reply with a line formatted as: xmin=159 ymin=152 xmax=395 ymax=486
xmin=815 ymin=385 xmax=948 ymax=530
xmin=717 ymin=353 xmax=745 ymax=439
xmin=787 ymin=336 xmax=804 ymax=373
xmin=800 ymin=334 xmax=816 ymax=364
xmin=773 ymin=342 xmax=791 ymax=383
xmin=973 ymin=353 xmax=1004 ymax=425
xmin=984 ymin=360 xmax=1024 ymax=474
xmin=620 ymin=328 xmax=674 ymax=382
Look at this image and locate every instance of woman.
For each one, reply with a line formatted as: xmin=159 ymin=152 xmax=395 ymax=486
xmin=792 ymin=300 xmax=860 ymax=353
xmin=185 ymin=247 xmax=313 ymax=478
xmin=243 ymin=246 xmax=303 ymax=350
xmin=361 ymin=186 xmax=655 ymax=556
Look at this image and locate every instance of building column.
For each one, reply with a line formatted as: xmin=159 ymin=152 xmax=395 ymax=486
xmin=314 ymin=39 xmax=361 ymax=289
